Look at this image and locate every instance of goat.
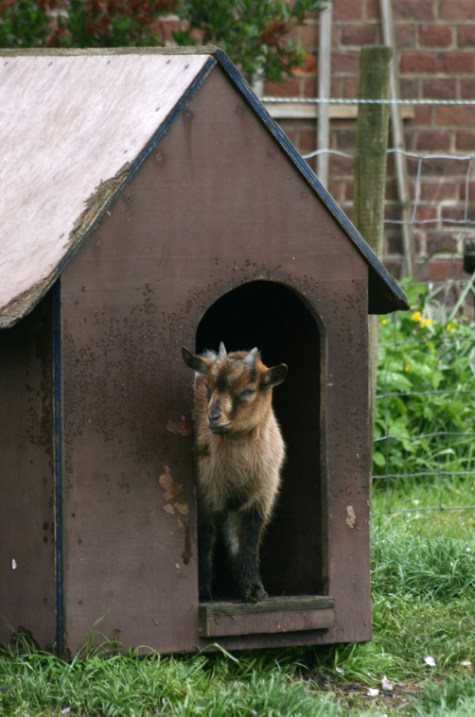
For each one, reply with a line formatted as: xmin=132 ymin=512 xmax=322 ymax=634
xmin=182 ymin=342 xmax=287 ymax=602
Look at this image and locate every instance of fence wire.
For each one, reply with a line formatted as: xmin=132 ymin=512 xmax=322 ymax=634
xmin=372 ymin=278 xmax=475 ymax=515
xmin=302 ymin=148 xmax=475 ymax=228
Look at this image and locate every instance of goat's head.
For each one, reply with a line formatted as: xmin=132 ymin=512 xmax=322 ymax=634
xmin=182 ymin=343 xmax=287 ymax=436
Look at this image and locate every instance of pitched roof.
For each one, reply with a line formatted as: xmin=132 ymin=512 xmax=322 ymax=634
xmin=0 ymin=48 xmax=407 ymax=327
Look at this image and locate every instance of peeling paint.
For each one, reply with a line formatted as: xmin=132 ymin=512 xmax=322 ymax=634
xmin=346 ymin=505 xmax=357 ymax=529
xmin=174 ymin=502 xmax=189 ymax=516
xmin=166 ymin=416 xmax=192 ymax=436
xmin=158 ymin=466 xmax=184 ymax=501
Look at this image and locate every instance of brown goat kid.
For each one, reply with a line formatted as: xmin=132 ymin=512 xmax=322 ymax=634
xmin=182 ymin=343 xmax=287 ymax=602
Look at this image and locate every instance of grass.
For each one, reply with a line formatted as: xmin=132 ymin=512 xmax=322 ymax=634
xmin=1 ymin=480 xmax=474 ymax=716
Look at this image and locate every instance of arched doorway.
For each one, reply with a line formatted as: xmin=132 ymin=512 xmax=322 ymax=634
xmin=196 ymin=280 xmax=326 ymax=597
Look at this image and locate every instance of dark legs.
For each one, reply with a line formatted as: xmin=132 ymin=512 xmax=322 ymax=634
xmin=197 ymin=510 xmax=215 ymax=601
xmin=223 ymin=505 xmax=267 ymax=602
xmin=198 ymin=504 xmax=267 ymax=603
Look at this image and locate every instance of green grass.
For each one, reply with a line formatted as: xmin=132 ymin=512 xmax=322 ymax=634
xmin=1 ymin=482 xmax=474 ymax=716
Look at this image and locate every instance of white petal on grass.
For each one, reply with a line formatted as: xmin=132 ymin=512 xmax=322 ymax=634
xmin=461 ymin=660 xmax=472 ymax=667
xmin=381 ymin=676 xmax=394 ymax=692
xmin=335 ymin=667 xmax=345 ymax=675
xmin=424 ymin=655 xmax=436 ymax=667
xmin=367 ymin=688 xmax=380 ymax=697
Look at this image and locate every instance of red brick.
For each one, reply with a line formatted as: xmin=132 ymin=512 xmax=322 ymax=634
xmin=302 ymin=77 xmax=318 ymax=97
xmin=298 ymin=130 xmax=317 ymax=153
xmin=328 ymin=180 xmax=345 ymax=202
xmin=299 ymin=20 xmax=318 ymax=49
xmin=385 ymin=178 xmax=399 ymax=201
xmin=460 ymin=78 xmax=475 ymax=98
xmin=436 ymin=105 xmax=475 ymax=126
xmin=264 ymin=77 xmax=301 ymax=97
xmin=341 ymin=78 xmax=359 ymax=98
xmin=386 ymin=234 xmax=404 ymax=256
xmin=422 ymin=79 xmax=457 ymax=99
xmin=343 ymin=180 xmax=356 ymax=202
xmin=457 ymin=25 xmax=475 ymax=47
xmin=365 ymin=0 xmax=380 ymax=21
xmin=418 ymin=260 xmax=464 ymax=282
xmin=460 ymin=180 xmax=475 ymax=202
xmin=330 ymin=153 xmax=354 ymax=176
xmin=384 ymin=204 xmax=403 ymax=223
xmin=441 ymin=52 xmax=475 ymax=74
xmin=400 ymin=51 xmax=441 ymax=73
xmin=414 ymin=205 xmax=438 ymax=222
xmin=416 ymin=130 xmax=451 ymax=151
xmin=400 ymin=78 xmax=419 ymax=99
xmin=412 ymin=156 xmax=469 ymax=177
xmin=340 ymin=24 xmax=379 ymax=46
xmin=456 ymin=130 xmax=475 ymax=150
xmin=411 ymin=105 xmax=433 ymax=125
xmin=331 ymin=78 xmax=344 ymax=97
xmin=440 ymin=0 xmax=475 ymax=22
xmin=332 ymin=51 xmax=360 ymax=74
xmin=335 ymin=129 xmax=357 ymax=149
xmin=442 ymin=206 xmax=475 ymax=222
xmin=333 ymin=0 xmax=363 ymax=21
xmin=426 ymin=231 xmax=459 ymax=253
xmin=393 ymin=0 xmax=435 ymax=21
xmin=419 ymin=181 xmax=459 ymax=202
xmin=395 ymin=24 xmax=416 ymax=48
xmin=418 ymin=25 xmax=453 ymax=48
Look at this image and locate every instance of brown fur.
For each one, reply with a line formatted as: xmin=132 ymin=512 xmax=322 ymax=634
xmin=182 ymin=344 xmax=287 ymax=602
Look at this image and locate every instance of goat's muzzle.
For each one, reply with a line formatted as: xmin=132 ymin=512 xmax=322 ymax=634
xmin=208 ymin=406 xmax=231 ymax=435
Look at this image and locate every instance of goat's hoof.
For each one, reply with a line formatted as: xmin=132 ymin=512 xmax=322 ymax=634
xmin=242 ymin=584 xmax=268 ymax=603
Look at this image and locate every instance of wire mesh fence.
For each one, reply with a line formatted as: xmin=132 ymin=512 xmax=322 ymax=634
xmin=372 ymin=276 xmax=475 ymax=515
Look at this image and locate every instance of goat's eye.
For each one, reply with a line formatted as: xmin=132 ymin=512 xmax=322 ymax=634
xmin=240 ymin=388 xmax=255 ymax=397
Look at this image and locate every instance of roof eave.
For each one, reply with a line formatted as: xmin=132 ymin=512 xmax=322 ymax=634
xmin=213 ymin=49 xmax=409 ymax=315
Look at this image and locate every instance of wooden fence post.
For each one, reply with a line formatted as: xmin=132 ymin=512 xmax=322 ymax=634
xmin=353 ymin=46 xmax=392 ymax=453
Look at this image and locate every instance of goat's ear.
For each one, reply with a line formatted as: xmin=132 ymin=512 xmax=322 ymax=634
xmin=261 ymin=363 xmax=288 ymax=388
xmin=181 ymin=347 xmax=211 ymax=375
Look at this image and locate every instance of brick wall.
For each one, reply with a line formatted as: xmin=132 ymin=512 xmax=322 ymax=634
xmin=263 ymin=0 xmax=475 ymax=281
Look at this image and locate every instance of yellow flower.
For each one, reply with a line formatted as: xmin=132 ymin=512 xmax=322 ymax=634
xmin=412 ymin=311 xmax=422 ymax=322
xmin=403 ymin=363 xmax=411 ymax=372
xmin=419 ymin=318 xmax=433 ymax=329
xmin=380 ymin=317 xmax=388 ymax=325
xmin=445 ymin=321 xmax=455 ymax=332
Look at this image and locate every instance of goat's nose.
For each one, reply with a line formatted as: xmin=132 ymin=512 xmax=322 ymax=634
xmin=208 ymin=405 xmax=221 ymax=422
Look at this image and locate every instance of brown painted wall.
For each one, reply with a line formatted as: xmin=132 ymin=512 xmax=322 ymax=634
xmin=0 ymin=296 xmax=56 ymax=647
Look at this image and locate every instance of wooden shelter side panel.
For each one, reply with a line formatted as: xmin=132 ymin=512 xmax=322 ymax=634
xmin=321 ymin=286 xmax=371 ymax=643
xmin=61 ymin=64 xmax=370 ymax=652
xmin=60 ymin=252 xmax=199 ymax=653
xmin=0 ymin=296 xmax=56 ymax=647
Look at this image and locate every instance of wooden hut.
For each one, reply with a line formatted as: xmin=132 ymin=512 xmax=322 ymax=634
xmin=0 ymin=48 xmax=408 ymax=655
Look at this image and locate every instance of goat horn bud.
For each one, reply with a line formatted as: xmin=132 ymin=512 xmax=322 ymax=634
xmin=244 ymin=347 xmax=259 ymax=366
xmin=218 ymin=342 xmax=227 ymax=358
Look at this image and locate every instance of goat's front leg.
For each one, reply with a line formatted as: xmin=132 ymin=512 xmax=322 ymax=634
xmin=198 ymin=509 xmax=215 ymax=601
xmin=225 ymin=505 xmax=267 ymax=602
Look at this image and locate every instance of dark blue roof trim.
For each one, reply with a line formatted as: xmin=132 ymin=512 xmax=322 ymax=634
xmin=213 ymin=49 xmax=409 ymax=315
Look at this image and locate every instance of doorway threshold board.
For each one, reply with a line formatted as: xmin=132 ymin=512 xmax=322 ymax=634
xmin=199 ymin=595 xmax=336 ymax=637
